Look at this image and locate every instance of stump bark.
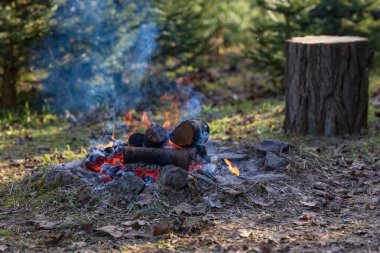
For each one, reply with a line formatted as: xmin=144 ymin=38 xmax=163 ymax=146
xmin=284 ymin=36 xmax=370 ymax=136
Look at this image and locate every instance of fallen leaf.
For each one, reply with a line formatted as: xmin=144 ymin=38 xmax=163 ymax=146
xmin=238 ymin=228 xmax=252 ymax=238
xmin=300 ymin=201 xmax=317 ymax=207
xmin=193 ymin=202 xmax=208 ymax=215
xmin=172 ymin=202 xmax=194 ymax=215
xmin=152 ymin=222 xmax=170 ymax=236
xmin=95 ymin=225 xmax=123 ymax=238
xmin=204 ymin=195 xmax=223 ymax=208
xmin=202 ymin=214 xmax=218 ymax=221
xmin=221 ymin=187 xmax=242 ymax=196
xmin=0 ymin=245 xmax=8 ymax=252
xmin=121 ymin=220 xmax=147 ymax=230
xmin=33 ymin=215 xmax=58 ymax=230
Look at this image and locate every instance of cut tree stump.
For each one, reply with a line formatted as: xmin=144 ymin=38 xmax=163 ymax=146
xmin=284 ymin=36 xmax=370 ymax=136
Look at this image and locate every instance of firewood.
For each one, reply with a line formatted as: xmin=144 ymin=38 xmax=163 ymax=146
xmin=123 ymin=147 xmax=191 ymax=170
xmin=169 ymin=120 xmax=210 ymax=148
xmin=128 ymin=133 xmax=145 ymax=147
xmin=144 ymin=123 xmax=168 ymax=148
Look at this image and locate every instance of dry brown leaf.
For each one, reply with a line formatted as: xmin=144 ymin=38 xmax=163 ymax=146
xmin=152 ymin=222 xmax=170 ymax=236
xmin=172 ymin=202 xmax=194 ymax=215
xmin=238 ymin=228 xmax=252 ymax=238
xmin=95 ymin=225 xmax=123 ymax=238
xmin=33 ymin=215 xmax=58 ymax=230
xmin=221 ymin=187 xmax=242 ymax=196
xmin=121 ymin=220 xmax=147 ymax=230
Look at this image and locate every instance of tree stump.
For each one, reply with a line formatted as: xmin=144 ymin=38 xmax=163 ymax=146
xmin=284 ymin=36 xmax=370 ymax=136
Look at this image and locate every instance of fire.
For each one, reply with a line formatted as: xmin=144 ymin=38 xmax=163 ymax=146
xmin=111 ymin=132 xmax=115 ymax=140
xmin=224 ymin=159 xmax=240 ymax=176
xmin=124 ymin=110 xmax=133 ymax=128
xmin=167 ymin=139 xmax=184 ymax=149
xmin=163 ymin=111 xmax=171 ymax=129
xmin=104 ymin=141 xmax=113 ymax=149
xmin=141 ymin=111 xmax=151 ymax=128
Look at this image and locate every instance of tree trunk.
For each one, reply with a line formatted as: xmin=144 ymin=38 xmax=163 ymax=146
xmin=1 ymin=45 xmax=18 ymax=109
xmin=284 ymin=36 xmax=370 ymax=136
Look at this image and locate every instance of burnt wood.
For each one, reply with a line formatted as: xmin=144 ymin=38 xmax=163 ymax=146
xmin=123 ymin=147 xmax=191 ymax=170
xmin=144 ymin=123 xmax=168 ymax=147
xmin=284 ymin=36 xmax=370 ymax=136
xmin=128 ymin=133 xmax=145 ymax=147
xmin=170 ymin=120 xmax=210 ymax=147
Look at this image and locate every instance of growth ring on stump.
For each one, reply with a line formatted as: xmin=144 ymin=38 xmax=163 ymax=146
xmin=284 ymin=36 xmax=370 ymax=136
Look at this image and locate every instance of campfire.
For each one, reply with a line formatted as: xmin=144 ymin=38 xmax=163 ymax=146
xmin=83 ymin=111 xmax=219 ymax=185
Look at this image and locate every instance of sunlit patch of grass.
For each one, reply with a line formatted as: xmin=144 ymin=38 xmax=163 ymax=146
xmin=207 ymin=99 xmax=285 ymax=140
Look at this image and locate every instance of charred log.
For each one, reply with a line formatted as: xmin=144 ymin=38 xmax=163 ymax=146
xmin=123 ymin=147 xmax=191 ymax=170
xmin=144 ymin=123 xmax=168 ymax=147
xmin=170 ymin=120 xmax=210 ymax=148
xmin=128 ymin=133 xmax=145 ymax=147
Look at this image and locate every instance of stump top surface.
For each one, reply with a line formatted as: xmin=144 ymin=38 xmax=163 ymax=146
xmin=288 ymin=35 xmax=368 ymax=44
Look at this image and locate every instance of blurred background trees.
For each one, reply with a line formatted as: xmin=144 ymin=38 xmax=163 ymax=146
xmin=0 ymin=0 xmax=379 ymax=112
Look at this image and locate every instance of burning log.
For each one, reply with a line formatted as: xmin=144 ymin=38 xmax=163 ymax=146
xmin=144 ymin=123 xmax=168 ymax=148
xmin=123 ymin=147 xmax=191 ymax=170
xmin=128 ymin=133 xmax=145 ymax=147
xmin=169 ymin=120 xmax=210 ymax=148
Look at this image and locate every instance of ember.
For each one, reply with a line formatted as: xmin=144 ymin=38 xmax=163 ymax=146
xmin=84 ymin=116 xmax=211 ymax=184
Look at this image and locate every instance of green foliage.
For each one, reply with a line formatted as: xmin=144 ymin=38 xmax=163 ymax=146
xmin=247 ymin=0 xmax=380 ymax=86
xmin=0 ymin=0 xmax=56 ymax=108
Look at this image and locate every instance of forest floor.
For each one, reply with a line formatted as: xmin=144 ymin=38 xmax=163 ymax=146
xmin=0 ymin=96 xmax=379 ymax=253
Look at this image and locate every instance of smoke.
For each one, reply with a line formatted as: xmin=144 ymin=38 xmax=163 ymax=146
xmin=30 ymin=0 xmax=202 ymax=123
xmin=31 ymin=0 xmax=155 ymax=113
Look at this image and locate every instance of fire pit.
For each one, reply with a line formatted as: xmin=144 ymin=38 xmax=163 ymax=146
xmin=39 ymin=110 xmax=289 ymax=201
xmin=83 ymin=118 xmax=214 ymax=188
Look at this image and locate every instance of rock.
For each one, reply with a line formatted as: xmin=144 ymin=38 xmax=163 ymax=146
xmin=44 ymin=166 xmax=78 ymax=189
xmin=106 ymin=173 xmax=145 ymax=195
xmin=257 ymin=140 xmax=289 ymax=153
xmin=43 ymin=160 xmax=101 ymax=189
xmin=265 ymin=152 xmax=289 ymax=170
xmin=159 ymin=166 xmax=188 ymax=189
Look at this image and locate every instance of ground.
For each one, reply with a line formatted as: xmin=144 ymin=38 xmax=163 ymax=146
xmin=0 ymin=97 xmax=379 ymax=252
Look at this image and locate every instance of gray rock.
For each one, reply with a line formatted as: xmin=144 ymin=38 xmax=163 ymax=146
xmin=105 ymin=173 xmax=145 ymax=195
xmin=44 ymin=167 xmax=77 ymax=188
xmin=265 ymin=152 xmax=289 ymax=170
xmin=257 ymin=140 xmax=289 ymax=153
xmin=159 ymin=165 xmax=188 ymax=189
xmin=43 ymin=160 xmax=101 ymax=189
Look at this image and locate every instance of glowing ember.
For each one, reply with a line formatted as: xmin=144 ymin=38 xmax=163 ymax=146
xmin=224 ymin=158 xmax=240 ymax=176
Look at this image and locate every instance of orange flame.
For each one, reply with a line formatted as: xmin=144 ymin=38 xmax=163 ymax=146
xmin=111 ymin=132 xmax=115 ymax=140
xmin=168 ymin=139 xmax=184 ymax=150
xmin=141 ymin=112 xmax=151 ymax=128
xmin=224 ymin=159 xmax=240 ymax=176
xmin=163 ymin=111 xmax=171 ymax=129
xmin=124 ymin=110 xmax=133 ymax=128
xmin=104 ymin=141 xmax=113 ymax=149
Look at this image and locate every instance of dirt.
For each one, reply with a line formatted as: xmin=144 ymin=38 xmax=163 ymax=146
xmin=0 ymin=135 xmax=379 ymax=252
